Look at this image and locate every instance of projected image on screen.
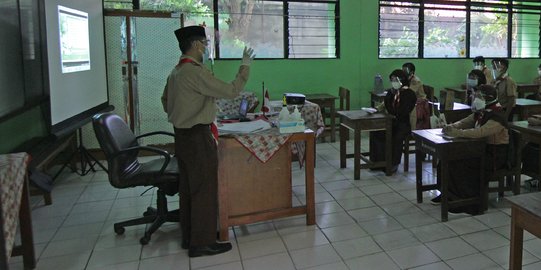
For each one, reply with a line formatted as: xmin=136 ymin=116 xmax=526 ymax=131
xmin=58 ymin=5 xmax=90 ymax=73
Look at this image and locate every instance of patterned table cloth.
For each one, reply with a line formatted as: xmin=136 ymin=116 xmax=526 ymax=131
xmin=218 ymin=101 xmax=324 ymax=167
xmin=216 ymin=92 xmax=259 ymax=115
xmin=0 ymin=152 xmax=30 ymax=261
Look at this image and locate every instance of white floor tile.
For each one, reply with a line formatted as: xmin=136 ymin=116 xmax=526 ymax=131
xmin=409 ymin=222 xmax=458 ymax=243
xmin=315 ymin=211 xmax=355 ymax=228
xmin=138 ymin=253 xmax=189 ymax=269
xmin=386 ymin=244 xmax=440 ymax=269
xmin=321 ymin=223 xmax=367 ymax=242
xmin=86 ymin=244 xmax=142 ymax=269
xmin=444 ymin=216 xmax=490 ymax=235
xmin=189 ymin=242 xmax=241 ymax=269
xmin=344 ymin=252 xmax=400 ymax=270
xmin=358 ymin=215 xmax=404 ymax=235
xmin=445 ymin=252 xmax=503 ymax=270
xmin=332 ymin=236 xmax=382 ymax=260
xmin=238 ymin=236 xmax=287 ymax=260
xmin=482 ymin=245 xmax=539 ymax=268
xmin=289 ymin=244 xmax=341 ymax=269
xmin=409 ymin=261 xmax=452 ymax=270
xmin=372 ymin=229 xmax=420 ymax=251
xmin=281 ymin=229 xmax=329 ymax=251
xmin=425 ymin=236 xmax=478 ymax=260
xmin=461 ymin=230 xmax=509 ymax=251
xmin=242 ymin=252 xmax=295 ymax=270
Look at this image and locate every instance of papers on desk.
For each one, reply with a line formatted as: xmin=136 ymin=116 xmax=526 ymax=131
xmin=218 ymin=119 xmax=272 ymax=134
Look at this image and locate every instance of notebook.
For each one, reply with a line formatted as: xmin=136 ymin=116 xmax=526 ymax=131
xmin=221 ymin=98 xmax=250 ymax=121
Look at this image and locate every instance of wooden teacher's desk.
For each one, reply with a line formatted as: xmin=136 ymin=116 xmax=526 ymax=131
xmin=217 ymin=130 xmax=315 ymax=241
xmin=509 ymin=121 xmax=541 ymax=179
xmin=412 ymin=129 xmax=486 ymax=222
xmin=337 ymin=110 xmax=393 ymax=180
xmin=507 ymin=192 xmax=541 ymax=270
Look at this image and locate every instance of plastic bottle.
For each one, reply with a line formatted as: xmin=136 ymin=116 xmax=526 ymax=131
xmin=374 ymin=74 xmax=384 ymax=94
xmin=291 ymin=105 xmax=302 ymax=121
xmin=279 ymin=105 xmax=290 ymax=121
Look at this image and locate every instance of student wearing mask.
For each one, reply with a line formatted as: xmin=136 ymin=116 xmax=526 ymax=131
xmin=491 ymin=58 xmax=517 ymax=118
xmin=465 ymin=69 xmax=487 ymax=105
xmin=162 ymin=25 xmax=255 ymax=257
xmin=402 ymin=62 xmax=430 ymax=130
xmin=431 ymin=85 xmax=508 ymax=215
xmin=371 ymin=69 xmax=417 ymax=173
xmin=473 ymin=56 xmax=493 ymax=85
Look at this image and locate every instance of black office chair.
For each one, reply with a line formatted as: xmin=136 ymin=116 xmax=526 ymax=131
xmin=92 ymin=112 xmax=179 ymax=245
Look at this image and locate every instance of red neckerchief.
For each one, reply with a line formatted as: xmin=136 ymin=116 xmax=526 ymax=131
xmin=177 ymin=57 xmax=219 ymax=143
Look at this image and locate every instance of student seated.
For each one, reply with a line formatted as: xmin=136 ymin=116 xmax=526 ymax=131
xmin=371 ymin=69 xmax=417 ymax=174
xmin=432 ymin=85 xmax=508 ymax=215
xmin=465 ymin=69 xmax=487 ymax=105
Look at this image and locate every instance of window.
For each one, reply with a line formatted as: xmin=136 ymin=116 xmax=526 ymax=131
xmin=379 ymin=0 xmax=541 ymax=59
xmin=104 ymin=0 xmax=340 ymax=59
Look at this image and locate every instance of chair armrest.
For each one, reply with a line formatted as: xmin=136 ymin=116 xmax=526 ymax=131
xmin=136 ymin=131 xmax=175 ymax=140
xmin=111 ymin=145 xmax=171 ymax=175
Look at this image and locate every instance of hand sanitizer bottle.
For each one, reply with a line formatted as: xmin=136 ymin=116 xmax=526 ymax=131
xmin=291 ymin=105 xmax=302 ymax=121
xmin=279 ymin=105 xmax=290 ymax=121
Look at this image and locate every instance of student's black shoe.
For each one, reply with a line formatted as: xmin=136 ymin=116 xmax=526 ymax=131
xmin=448 ymin=207 xmax=470 ymax=216
xmin=189 ymin=242 xmax=232 ymax=257
xmin=430 ymin=195 xmax=441 ymax=205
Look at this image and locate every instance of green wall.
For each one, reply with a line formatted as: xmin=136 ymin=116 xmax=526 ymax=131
xmin=1 ymin=0 xmax=540 ymax=153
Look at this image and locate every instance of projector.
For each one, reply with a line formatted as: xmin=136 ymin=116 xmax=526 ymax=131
xmin=284 ymin=93 xmax=306 ymax=105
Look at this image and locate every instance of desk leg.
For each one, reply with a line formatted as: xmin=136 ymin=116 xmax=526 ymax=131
xmin=416 ymin=148 xmax=423 ymax=203
xmin=19 ymin=178 xmax=36 ymax=269
xmin=305 ymin=135 xmax=316 ymax=225
xmin=385 ymin=119 xmax=393 ymax=176
xmin=340 ymin=124 xmax=347 ymax=169
xmin=354 ymin=128 xmax=361 ymax=180
xmin=330 ymin=103 xmax=336 ymax=143
xmin=510 ymin=206 xmax=523 ymax=270
xmin=440 ymin=162 xmax=449 ymax=222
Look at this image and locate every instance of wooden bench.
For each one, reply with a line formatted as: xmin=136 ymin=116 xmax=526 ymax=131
xmin=14 ymin=133 xmax=77 ymax=205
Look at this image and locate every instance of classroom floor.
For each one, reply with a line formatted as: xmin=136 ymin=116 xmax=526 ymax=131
xmin=9 ymin=138 xmax=541 ymax=270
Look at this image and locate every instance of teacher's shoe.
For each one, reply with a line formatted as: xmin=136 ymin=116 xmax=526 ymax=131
xmin=189 ymin=242 xmax=232 ymax=257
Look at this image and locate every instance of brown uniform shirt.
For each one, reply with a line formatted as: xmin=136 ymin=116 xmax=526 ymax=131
xmin=448 ymin=114 xmax=509 ymax=145
xmin=492 ymin=75 xmax=517 ymax=109
xmin=162 ymin=56 xmax=250 ymax=128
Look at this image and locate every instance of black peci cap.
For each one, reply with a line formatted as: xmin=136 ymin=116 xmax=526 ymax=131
xmin=174 ymin=26 xmax=206 ymax=43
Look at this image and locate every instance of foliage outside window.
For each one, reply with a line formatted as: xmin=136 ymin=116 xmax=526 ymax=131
xmin=379 ymin=0 xmax=541 ymax=59
xmin=104 ymin=0 xmax=339 ymax=59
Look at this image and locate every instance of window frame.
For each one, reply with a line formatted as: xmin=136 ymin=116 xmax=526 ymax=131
xmin=105 ymin=0 xmax=341 ymax=60
xmin=378 ymin=0 xmax=541 ymax=59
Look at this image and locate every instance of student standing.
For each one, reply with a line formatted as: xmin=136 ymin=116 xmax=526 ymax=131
xmin=162 ymin=26 xmax=255 ymax=257
xmin=491 ymin=58 xmax=517 ymax=119
xmin=473 ymin=56 xmax=494 ymax=86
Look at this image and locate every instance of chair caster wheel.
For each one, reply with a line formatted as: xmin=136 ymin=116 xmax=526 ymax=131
xmin=114 ymin=226 xmax=125 ymax=235
xmin=140 ymin=235 xmax=150 ymax=245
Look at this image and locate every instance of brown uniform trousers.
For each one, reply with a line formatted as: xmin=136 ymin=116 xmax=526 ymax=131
xmin=175 ymin=124 xmax=217 ymax=247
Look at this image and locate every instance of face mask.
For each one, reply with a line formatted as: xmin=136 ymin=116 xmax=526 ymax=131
xmin=391 ymin=81 xmax=402 ymax=90
xmin=473 ymin=64 xmax=483 ymax=71
xmin=467 ymin=79 xmax=478 ymax=88
xmin=538 ymin=70 xmax=541 ymax=76
xmin=471 ymin=97 xmax=486 ymax=112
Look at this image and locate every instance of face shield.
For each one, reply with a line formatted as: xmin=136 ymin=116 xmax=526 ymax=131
xmin=402 ymin=67 xmax=412 ymax=78
xmin=538 ymin=68 xmax=541 ymax=77
xmin=491 ymin=61 xmax=507 ymax=79
xmin=473 ymin=62 xmax=483 ymax=71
